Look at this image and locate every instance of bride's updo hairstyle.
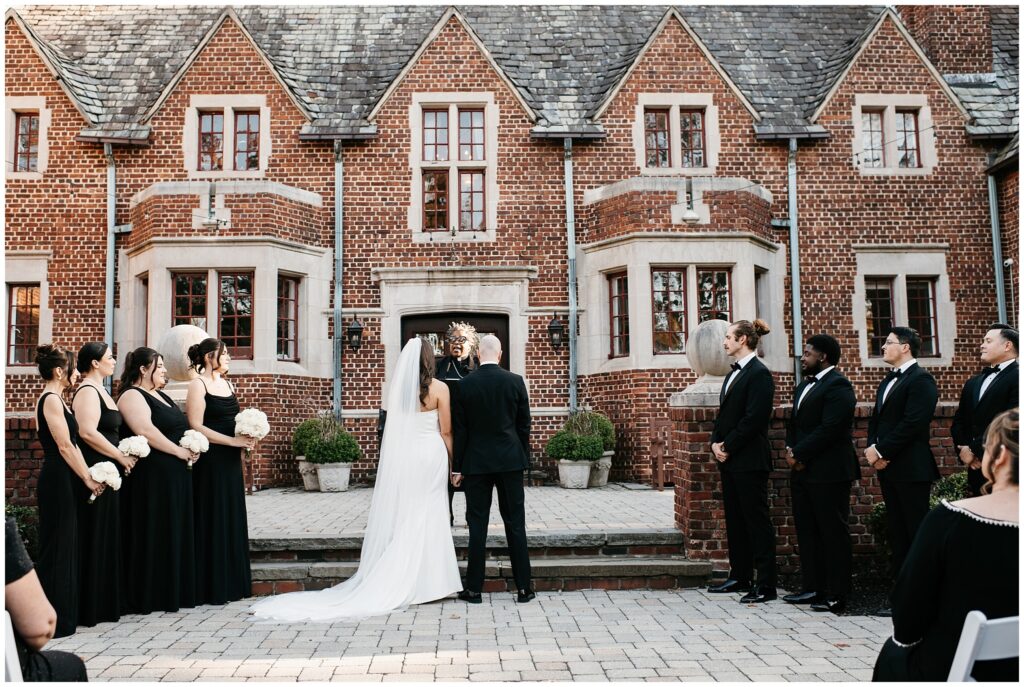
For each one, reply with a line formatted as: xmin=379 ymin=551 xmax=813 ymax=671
xmin=118 ymin=347 xmax=161 ymax=397
xmin=36 ymin=343 xmax=74 ymax=381
xmin=188 ymin=338 xmax=226 ymax=374
xmin=731 ymin=319 xmax=771 ymax=350
xmin=419 ymin=337 xmax=436 ymax=406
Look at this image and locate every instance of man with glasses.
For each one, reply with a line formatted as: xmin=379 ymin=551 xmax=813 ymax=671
xmin=866 ymin=326 xmax=939 ymax=616
xmin=951 ymin=324 xmax=1019 ymax=496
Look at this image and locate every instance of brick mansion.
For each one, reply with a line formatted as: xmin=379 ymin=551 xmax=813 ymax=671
xmin=4 ymin=5 xmax=1018 ymax=491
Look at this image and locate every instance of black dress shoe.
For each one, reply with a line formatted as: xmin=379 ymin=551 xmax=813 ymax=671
xmin=782 ymin=591 xmax=820 ymax=604
xmin=874 ymin=606 xmax=893 ymax=617
xmin=707 ymin=579 xmax=752 ymax=594
xmin=516 ymin=588 xmax=536 ymax=603
xmin=457 ymin=590 xmax=482 ymax=604
xmin=739 ymin=586 xmax=777 ymax=603
xmin=810 ymin=598 xmax=846 ymax=614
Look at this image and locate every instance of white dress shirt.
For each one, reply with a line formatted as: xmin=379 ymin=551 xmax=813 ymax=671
xmin=882 ymin=359 xmax=918 ymax=404
xmin=978 ymin=358 xmax=1016 ymax=399
xmin=796 ymin=365 xmax=835 ymax=411
xmin=722 ymin=351 xmax=757 ymax=396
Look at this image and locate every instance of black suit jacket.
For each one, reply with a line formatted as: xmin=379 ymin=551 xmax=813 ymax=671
xmin=951 ymin=361 xmax=1019 ymax=458
xmin=711 ymin=356 xmax=775 ymax=472
xmin=786 ymin=370 xmax=861 ymax=483
xmin=867 ymin=363 xmax=940 ymax=483
xmin=452 ymin=364 xmax=531 ymax=475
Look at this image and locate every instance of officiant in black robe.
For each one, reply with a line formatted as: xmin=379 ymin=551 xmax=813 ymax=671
xmin=437 ymin=324 xmax=479 ymax=526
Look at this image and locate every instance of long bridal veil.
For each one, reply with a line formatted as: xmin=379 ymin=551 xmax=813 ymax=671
xmin=251 ymin=337 xmax=449 ymax=622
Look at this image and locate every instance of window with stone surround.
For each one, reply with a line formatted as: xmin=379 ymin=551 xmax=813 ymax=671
xmin=184 ymin=96 xmax=270 ymax=178
xmin=277 ymin=274 xmax=300 ymax=362
xmin=864 ymin=275 xmax=940 ymax=358
xmin=219 ymin=272 xmax=254 ymax=359
xmin=864 ymin=277 xmax=895 ymax=357
xmin=409 ymin=94 xmax=498 ymax=241
xmin=697 ymin=268 xmax=731 ymax=322
xmin=906 ymin=277 xmax=938 ymax=356
xmin=852 ymin=96 xmax=935 ymax=175
xmin=634 ymin=94 xmax=719 ymax=176
xmin=6 ymin=97 xmax=50 ymax=179
xmin=13 ymin=113 xmax=39 ymax=172
xmin=6 ymin=283 xmax=40 ymax=366
xmin=608 ymin=271 xmax=630 ymax=359
xmin=651 ymin=268 xmax=686 ymax=354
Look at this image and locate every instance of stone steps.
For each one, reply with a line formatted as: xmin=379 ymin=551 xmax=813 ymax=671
xmin=249 ymin=528 xmax=712 ymax=595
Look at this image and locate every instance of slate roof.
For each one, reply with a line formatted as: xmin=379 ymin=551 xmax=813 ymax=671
xmin=9 ymin=4 xmax=1018 ymax=141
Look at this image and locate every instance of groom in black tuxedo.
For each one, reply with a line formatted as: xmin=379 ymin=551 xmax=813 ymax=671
xmin=784 ymin=334 xmax=860 ymax=614
xmin=451 ymin=334 xmax=534 ymax=603
xmin=952 ymin=324 xmax=1018 ymax=496
xmin=866 ymin=326 xmax=939 ymax=614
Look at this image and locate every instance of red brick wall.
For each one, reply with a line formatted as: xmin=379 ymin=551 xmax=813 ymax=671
xmin=5 ymin=416 xmax=41 ymax=507
xmin=997 ymin=169 xmax=1019 ymax=327
xmin=899 ymin=6 xmax=992 ymax=74
xmin=672 ymin=403 xmax=960 ymax=573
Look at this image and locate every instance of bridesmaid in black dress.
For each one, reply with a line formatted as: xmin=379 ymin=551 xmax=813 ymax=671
xmin=33 ymin=344 xmax=105 ymax=637
xmin=71 ymin=342 xmax=136 ymax=626
xmin=185 ymin=338 xmax=254 ymax=605
xmin=116 ymin=347 xmax=199 ymax=613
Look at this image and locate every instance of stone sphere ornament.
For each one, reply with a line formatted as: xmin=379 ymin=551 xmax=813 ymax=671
xmin=687 ymin=318 xmax=732 ymax=378
xmin=157 ymin=325 xmax=210 ymax=382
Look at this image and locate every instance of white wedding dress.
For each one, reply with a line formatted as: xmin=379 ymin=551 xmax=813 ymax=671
xmin=251 ymin=338 xmax=462 ymax=622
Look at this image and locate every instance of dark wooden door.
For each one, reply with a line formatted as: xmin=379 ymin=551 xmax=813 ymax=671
xmin=400 ymin=313 xmax=510 ymax=370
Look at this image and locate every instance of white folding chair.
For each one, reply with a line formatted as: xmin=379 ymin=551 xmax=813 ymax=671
xmin=4 ymin=610 xmax=24 ymax=683
xmin=947 ymin=610 xmax=1019 ymax=681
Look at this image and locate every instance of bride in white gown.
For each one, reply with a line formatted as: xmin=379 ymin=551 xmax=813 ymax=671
xmin=251 ymin=337 xmax=462 ymax=622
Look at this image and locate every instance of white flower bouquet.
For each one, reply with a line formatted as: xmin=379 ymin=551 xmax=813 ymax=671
xmin=179 ymin=429 xmax=210 ymax=469
xmin=235 ymin=408 xmax=270 ymax=456
xmin=117 ymin=435 xmax=150 ymax=474
xmin=87 ymin=461 xmax=122 ymax=503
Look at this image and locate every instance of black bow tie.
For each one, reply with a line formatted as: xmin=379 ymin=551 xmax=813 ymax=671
xmin=730 ymin=362 xmax=741 ymax=371
xmin=806 ymin=375 xmax=818 ymax=384
xmin=884 ymin=369 xmax=903 ymax=383
xmin=982 ymin=366 xmax=1001 ymax=377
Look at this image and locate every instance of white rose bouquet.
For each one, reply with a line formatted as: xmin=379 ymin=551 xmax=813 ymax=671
xmin=179 ymin=429 xmax=210 ymax=470
xmin=87 ymin=461 xmax=122 ymax=503
xmin=234 ymin=408 xmax=270 ymax=456
xmin=117 ymin=435 xmax=150 ymax=474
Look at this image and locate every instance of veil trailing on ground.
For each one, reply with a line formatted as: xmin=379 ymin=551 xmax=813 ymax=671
xmin=250 ymin=337 xmax=440 ymax=622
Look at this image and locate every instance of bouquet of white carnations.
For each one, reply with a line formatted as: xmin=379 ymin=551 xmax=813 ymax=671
xmin=234 ymin=408 xmax=270 ymax=456
xmin=179 ymin=429 xmax=210 ymax=470
xmin=117 ymin=435 xmax=150 ymax=475
xmin=87 ymin=461 xmax=122 ymax=503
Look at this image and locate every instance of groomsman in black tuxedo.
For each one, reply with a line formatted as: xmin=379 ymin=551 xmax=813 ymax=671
xmin=708 ymin=319 xmax=777 ymax=603
xmin=783 ymin=334 xmax=860 ymax=614
xmin=952 ymin=324 xmax=1018 ymax=496
xmin=866 ymin=326 xmax=939 ymax=615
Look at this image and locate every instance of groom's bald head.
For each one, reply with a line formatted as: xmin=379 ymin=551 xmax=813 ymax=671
xmin=478 ymin=334 xmax=501 ymax=363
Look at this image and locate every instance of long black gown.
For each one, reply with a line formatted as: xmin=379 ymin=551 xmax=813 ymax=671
xmin=73 ymin=384 xmax=124 ymax=627
xmin=192 ymin=380 xmax=251 ymax=604
xmin=119 ymin=387 xmax=196 ymax=613
xmin=35 ymin=392 xmax=83 ymax=638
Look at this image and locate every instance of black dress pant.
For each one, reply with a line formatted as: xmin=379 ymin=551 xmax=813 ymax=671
xmin=721 ymin=469 xmax=776 ymax=587
xmin=879 ymin=479 xmax=931 ymax=580
xmin=792 ymin=478 xmax=853 ymax=598
xmin=463 ymin=470 xmax=531 ymax=593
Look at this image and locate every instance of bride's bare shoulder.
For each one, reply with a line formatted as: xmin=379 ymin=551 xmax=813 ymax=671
xmin=430 ymin=378 xmax=450 ymax=397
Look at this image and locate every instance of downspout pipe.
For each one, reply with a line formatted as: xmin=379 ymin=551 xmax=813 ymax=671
xmin=563 ymin=138 xmax=579 ymax=412
xmin=986 ymin=161 xmax=1008 ymax=323
xmin=333 ymin=140 xmax=344 ymax=420
xmin=104 ymin=143 xmax=116 ymax=393
xmin=787 ymin=138 xmax=803 ymax=383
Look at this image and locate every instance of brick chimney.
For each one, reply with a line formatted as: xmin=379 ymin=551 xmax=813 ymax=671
xmin=897 ymin=5 xmax=992 ymax=74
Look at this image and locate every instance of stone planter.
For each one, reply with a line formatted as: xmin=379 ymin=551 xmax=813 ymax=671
xmin=296 ymin=456 xmax=319 ymax=491
xmin=557 ymin=459 xmax=591 ymax=489
xmin=316 ymin=463 xmax=352 ymax=492
xmin=588 ymin=451 xmax=613 ymax=488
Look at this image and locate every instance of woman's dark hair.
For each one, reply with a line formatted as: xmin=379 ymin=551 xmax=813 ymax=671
xmin=807 ymin=334 xmax=841 ymax=366
xmin=730 ymin=319 xmax=771 ymax=350
xmin=982 ymin=408 xmax=1019 ymax=493
xmin=888 ymin=326 xmax=922 ymax=358
xmin=76 ymin=341 xmax=110 ymax=374
xmin=187 ymin=338 xmax=226 ymax=374
xmin=118 ymin=347 xmax=162 ymax=397
xmin=36 ymin=344 xmax=74 ymax=381
xmin=419 ymin=338 xmax=436 ymax=406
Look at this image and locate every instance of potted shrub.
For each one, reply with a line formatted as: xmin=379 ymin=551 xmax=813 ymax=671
xmin=292 ymin=418 xmax=323 ymax=491
xmin=306 ymin=418 xmax=362 ymax=492
xmin=545 ymin=429 xmax=603 ymax=488
xmin=564 ymin=411 xmax=617 ymax=487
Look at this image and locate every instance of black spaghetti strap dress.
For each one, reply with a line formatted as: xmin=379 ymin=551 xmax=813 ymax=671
xmin=34 ymin=392 xmax=82 ymax=637
xmin=119 ymin=387 xmax=196 ymax=613
xmin=192 ymin=380 xmax=252 ymax=604
xmin=73 ymin=384 xmax=124 ymax=626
